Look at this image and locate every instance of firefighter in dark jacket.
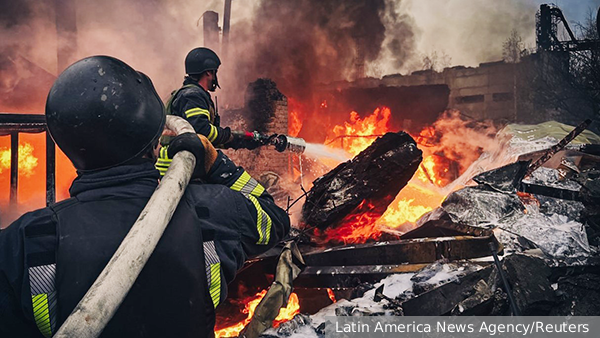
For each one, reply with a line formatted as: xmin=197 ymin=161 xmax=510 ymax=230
xmin=0 ymin=56 xmax=290 ymax=338
xmin=156 ymin=47 xmax=261 ymax=176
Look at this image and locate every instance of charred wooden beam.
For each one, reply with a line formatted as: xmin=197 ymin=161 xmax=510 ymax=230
xmin=302 ymin=132 xmax=422 ymax=229
xmin=401 ymin=266 xmax=494 ymax=316
xmin=301 ymin=236 xmax=502 ymax=267
xmin=519 ymin=182 xmax=582 ymax=201
xmin=294 ymin=264 xmax=430 ymax=288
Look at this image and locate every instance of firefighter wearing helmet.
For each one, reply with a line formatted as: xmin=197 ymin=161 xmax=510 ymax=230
xmin=0 ymin=55 xmax=290 ymax=338
xmin=157 ymin=47 xmax=261 ymax=176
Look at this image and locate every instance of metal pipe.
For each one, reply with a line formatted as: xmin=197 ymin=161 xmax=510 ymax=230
xmin=54 ymin=116 xmax=196 ymax=338
xmin=46 ymin=131 xmax=56 ymax=206
xmin=10 ymin=132 xmax=18 ymax=206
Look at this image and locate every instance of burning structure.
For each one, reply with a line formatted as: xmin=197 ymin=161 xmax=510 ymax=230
xmin=1 ymin=1 xmax=600 ymax=337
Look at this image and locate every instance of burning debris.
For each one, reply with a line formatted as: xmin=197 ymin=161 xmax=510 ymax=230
xmin=214 ymin=115 xmax=600 ymax=336
xmin=302 ymin=131 xmax=422 ymax=242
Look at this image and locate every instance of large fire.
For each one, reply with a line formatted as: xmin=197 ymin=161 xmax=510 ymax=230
xmin=318 ymin=106 xmax=454 ymax=244
xmin=214 ymin=290 xmax=300 ymax=338
xmin=324 ymin=107 xmax=389 ymax=155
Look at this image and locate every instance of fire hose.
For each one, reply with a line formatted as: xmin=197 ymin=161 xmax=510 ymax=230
xmin=54 ymin=116 xmax=196 ymax=338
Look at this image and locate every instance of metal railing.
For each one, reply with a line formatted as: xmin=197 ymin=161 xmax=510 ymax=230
xmin=0 ymin=113 xmax=56 ymax=207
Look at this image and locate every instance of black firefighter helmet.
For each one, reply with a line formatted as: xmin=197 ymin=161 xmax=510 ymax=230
xmin=185 ymin=47 xmax=221 ymax=90
xmin=45 ymin=55 xmax=165 ymax=172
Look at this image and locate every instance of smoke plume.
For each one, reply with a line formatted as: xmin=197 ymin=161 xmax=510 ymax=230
xmin=223 ymin=0 xmax=416 ymax=105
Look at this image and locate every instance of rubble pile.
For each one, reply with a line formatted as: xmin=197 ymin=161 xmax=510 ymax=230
xmin=250 ymin=122 xmax=600 ymax=337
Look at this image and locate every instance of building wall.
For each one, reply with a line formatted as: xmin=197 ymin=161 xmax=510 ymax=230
xmin=319 ymin=61 xmax=520 ymax=122
xmin=223 ymin=95 xmax=291 ymax=178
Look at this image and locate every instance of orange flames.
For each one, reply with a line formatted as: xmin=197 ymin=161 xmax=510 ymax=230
xmin=0 ymin=142 xmax=38 ymax=177
xmin=325 ymin=107 xmax=390 ymax=156
xmin=288 ymin=110 xmax=302 ymax=137
xmin=318 ymin=106 xmax=450 ymax=243
xmin=214 ymin=290 xmax=300 ymax=338
xmin=0 ymin=132 xmax=77 ymax=228
xmin=327 ymin=288 xmax=337 ymax=303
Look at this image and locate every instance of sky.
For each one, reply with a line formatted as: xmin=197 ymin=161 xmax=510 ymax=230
xmin=528 ymin=0 xmax=600 ymax=24
xmin=390 ymin=0 xmax=600 ymax=73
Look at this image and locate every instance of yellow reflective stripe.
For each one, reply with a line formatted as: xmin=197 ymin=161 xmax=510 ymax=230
xmin=209 ymin=263 xmax=221 ymax=308
xmin=250 ymin=184 xmax=265 ymax=197
xmin=156 ymin=146 xmax=172 ymax=176
xmin=207 ymin=125 xmax=218 ymax=142
xmin=230 ymin=171 xmax=270 ymax=244
xmin=185 ymin=107 xmax=211 ymax=119
xmin=248 ymin=195 xmax=272 ymax=245
xmin=230 ymin=171 xmax=265 ymax=197
xmin=230 ymin=171 xmax=252 ymax=192
xmin=32 ymin=294 xmax=52 ymax=338
xmin=159 ymin=147 xmax=171 ymax=159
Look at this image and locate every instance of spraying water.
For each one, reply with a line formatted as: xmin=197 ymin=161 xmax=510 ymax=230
xmin=303 ymin=143 xmax=351 ymax=162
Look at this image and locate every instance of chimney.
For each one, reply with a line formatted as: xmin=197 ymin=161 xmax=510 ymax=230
xmin=203 ymin=11 xmax=220 ymax=51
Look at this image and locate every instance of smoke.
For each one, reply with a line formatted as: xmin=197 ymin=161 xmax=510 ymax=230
xmin=223 ymin=0 xmax=415 ymax=105
xmin=424 ymin=110 xmax=499 ymax=174
xmin=400 ymin=0 xmax=538 ymax=72
xmin=0 ymin=0 xmax=57 ymax=75
xmin=1 ymin=0 xmax=546 ymax=105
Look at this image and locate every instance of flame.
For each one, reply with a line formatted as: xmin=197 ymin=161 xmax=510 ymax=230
xmin=316 ymin=107 xmax=449 ymax=244
xmin=0 ymin=142 xmax=38 ymax=177
xmin=0 ymin=132 xmax=77 ymax=228
xmin=214 ymin=290 xmax=300 ymax=338
xmin=416 ymin=156 xmax=449 ymax=186
xmin=379 ymin=198 xmax=433 ymax=226
xmin=288 ymin=110 xmax=302 ymax=137
xmin=327 ymin=288 xmax=337 ymax=303
xmin=320 ymin=200 xmax=382 ymax=244
xmin=324 ymin=107 xmax=390 ymax=156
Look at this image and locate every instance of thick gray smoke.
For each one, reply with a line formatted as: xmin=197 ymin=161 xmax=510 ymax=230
xmin=223 ymin=0 xmax=416 ymax=104
xmin=1 ymin=0 xmax=581 ymax=109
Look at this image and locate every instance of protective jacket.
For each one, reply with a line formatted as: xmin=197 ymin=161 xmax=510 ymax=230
xmin=0 ymin=153 xmax=290 ymax=338
xmin=166 ymin=77 xmax=231 ymax=146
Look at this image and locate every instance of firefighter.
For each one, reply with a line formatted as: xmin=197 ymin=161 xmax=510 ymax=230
xmin=0 ymin=56 xmax=290 ymax=338
xmin=157 ymin=47 xmax=264 ymax=176
xmin=156 ymin=48 xmax=263 ymax=177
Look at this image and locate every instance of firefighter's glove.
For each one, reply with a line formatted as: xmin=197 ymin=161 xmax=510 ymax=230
xmin=167 ymin=133 xmax=217 ymax=179
xmin=227 ymin=131 xmax=263 ymax=150
xmin=241 ymin=138 xmax=263 ymax=150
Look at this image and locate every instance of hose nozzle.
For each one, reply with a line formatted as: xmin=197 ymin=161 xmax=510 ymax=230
xmin=271 ymin=135 xmax=306 ymax=154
